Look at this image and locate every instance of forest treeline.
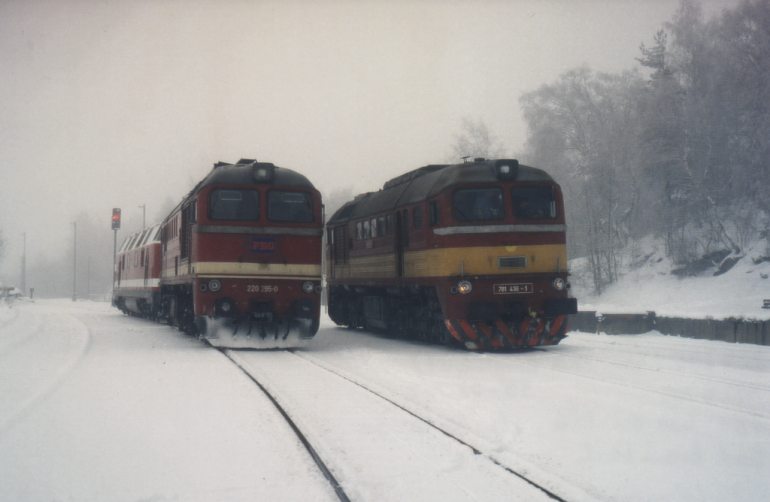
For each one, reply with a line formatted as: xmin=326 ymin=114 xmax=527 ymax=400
xmin=519 ymin=0 xmax=769 ymax=293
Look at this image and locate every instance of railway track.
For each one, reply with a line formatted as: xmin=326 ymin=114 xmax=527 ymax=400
xmin=541 ymin=346 xmax=770 ymax=393
xmin=289 ymin=349 xmax=568 ymax=502
xmin=213 ymin=346 xmax=351 ymax=502
xmin=211 ymin=341 xmax=569 ymax=502
xmin=517 ymin=348 xmax=770 ymax=422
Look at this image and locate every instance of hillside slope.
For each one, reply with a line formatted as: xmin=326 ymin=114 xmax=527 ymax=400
xmin=571 ymin=237 xmax=770 ymax=320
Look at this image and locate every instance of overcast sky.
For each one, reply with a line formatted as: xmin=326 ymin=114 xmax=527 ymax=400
xmin=0 ymin=0 xmax=738 ymax=280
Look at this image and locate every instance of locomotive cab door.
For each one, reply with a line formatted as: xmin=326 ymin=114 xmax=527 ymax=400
xmin=180 ymin=201 xmax=196 ymax=274
xmin=395 ymin=209 xmax=408 ymax=278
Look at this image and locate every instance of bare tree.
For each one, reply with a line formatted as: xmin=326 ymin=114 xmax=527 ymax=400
xmin=521 ymin=68 xmax=644 ymax=293
xmin=451 ymin=117 xmax=506 ymax=161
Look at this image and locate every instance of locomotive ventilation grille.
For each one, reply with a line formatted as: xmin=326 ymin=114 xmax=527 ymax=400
xmin=498 ymin=256 xmax=527 ymax=268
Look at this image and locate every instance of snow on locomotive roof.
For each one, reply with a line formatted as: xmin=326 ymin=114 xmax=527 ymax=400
xmin=328 ymin=158 xmax=555 ymax=224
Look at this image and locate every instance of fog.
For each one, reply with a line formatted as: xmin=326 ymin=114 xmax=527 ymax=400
xmin=0 ymin=0 xmax=738 ymax=294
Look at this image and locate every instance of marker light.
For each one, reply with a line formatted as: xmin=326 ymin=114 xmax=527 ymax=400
xmin=552 ymin=277 xmax=566 ymax=291
xmin=457 ymin=280 xmax=473 ymax=295
xmin=302 ymin=281 xmax=315 ymax=294
xmin=208 ymin=279 xmax=222 ymax=292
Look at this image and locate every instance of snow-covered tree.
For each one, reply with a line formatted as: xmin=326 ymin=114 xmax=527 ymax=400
xmin=451 ymin=118 xmax=506 ymax=162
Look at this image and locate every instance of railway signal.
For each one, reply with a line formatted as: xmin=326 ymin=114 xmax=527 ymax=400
xmin=111 ymin=208 xmax=121 ymax=230
xmin=111 ymin=208 xmax=120 ymax=294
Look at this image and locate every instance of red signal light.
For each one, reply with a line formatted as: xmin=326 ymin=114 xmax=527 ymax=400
xmin=111 ymin=208 xmax=121 ymax=230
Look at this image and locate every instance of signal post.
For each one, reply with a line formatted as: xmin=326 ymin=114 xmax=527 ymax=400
xmin=111 ymin=208 xmax=121 ymax=289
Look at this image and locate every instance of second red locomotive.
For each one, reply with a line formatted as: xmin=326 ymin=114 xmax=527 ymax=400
xmin=325 ymin=158 xmax=577 ymax=350
xmin=113 ymin=158 xmax=323 ymax=349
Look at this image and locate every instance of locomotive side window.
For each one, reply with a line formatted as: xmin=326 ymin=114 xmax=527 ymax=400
xmin=210 ymin=189 xmax=260 ymax=220
xmin=413 ymin=206 xmax=423 ymax=229
xmin=453 ymin=188 xmax=503 ymax=221
xmin=268 ymin=191 xmax=313 ymax=222
xmin=429 ymin=201 xmax=439 ymax=226
xmin=511 ymin=186 xmax=557 ymax=220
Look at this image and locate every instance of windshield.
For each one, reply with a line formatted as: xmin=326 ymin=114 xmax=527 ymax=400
xmin=210 ymin=189 xmax=260 ymax=220
xmin=268 ymin=191 xmax=314 ymax=223
xmin=511 ymin=186 xmax=556 ymax=220
xmin=453 ymin=188 xmax=504 ymax=221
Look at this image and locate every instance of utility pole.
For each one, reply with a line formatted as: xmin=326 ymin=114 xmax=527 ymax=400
xmin=21 ymin=232 xmax=26 ymax=296
xmin=139 ymin=204 xmax=146 ymax=229
xmin=72 ymin=221 xmax=77 ymax=302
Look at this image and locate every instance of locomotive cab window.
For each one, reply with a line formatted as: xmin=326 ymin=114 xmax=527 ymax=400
xmin=511 ymin=186 xmax=557 ymax=220
xmin=453 ymin=188 xmax=504 ymax=221
xmin=210 ymin=189 xmax=259 ymax=220
xmin=268 ymin=191 xmax=313 ymax=223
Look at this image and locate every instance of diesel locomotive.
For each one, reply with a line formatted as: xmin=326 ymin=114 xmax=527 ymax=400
xmin=325 ymin=158 xmax=577 ymax=350
xmin=113 ymin=223 xmax=162 ymax=318
xmin=113 ymin=158 xmax=324 ymax=349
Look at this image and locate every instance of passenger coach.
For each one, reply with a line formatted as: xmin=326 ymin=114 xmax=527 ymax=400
xmin=325 ymin=158 xmax=577 ymax=350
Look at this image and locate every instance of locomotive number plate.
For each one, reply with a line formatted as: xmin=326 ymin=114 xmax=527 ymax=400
xmin=251 ymin=237 xmax=276 ymax=253
xmin=246 ymin=284 xmax=279 ymax=294
xmin=493 ymin=283 xmax=533 ymax=295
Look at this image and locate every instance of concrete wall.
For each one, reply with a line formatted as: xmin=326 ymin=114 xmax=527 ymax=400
xmin=568 ymin=311 xmax=770 ymax=346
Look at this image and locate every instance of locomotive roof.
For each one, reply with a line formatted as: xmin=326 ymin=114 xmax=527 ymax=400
xmin=118 ymin=224 xmax=161 ymax=253
xmin=197 ymin=159 xmax=316 ymax=190
xmin=164 ymin=159 xmax=317 ymax=224
xmin=327 ymin=158 xmax=555 ymax=224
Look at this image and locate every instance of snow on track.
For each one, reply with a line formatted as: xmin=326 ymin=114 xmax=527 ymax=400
xmin=2 ymin=301 xmax=769 ymax=501
xmin=301 ymin=320 xmax=770 ymax=501
xmin=229 ymin=348 xmax=554 ymax=502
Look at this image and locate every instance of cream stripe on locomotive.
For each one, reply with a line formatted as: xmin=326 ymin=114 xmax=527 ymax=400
xmin=115 ymin=278 xmax=161 ymax=289
xmin=191 ymin=261 xmax=321 ymax=278
xmin=332 ymin=244 xmax=566 ymax=280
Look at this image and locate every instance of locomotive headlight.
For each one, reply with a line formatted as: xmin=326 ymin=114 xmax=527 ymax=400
xmin=495 ymin=159 xmax=519 ymax=180
xmin=302 ymin=281 xmax=315 ymax=294
xmin=457 ymin=280 xmax=473 ymax=295
xmin=552 ymin=277 xmax=566 ymax=291
xmin=208 ymin=279 xmax=222 ymax=292
xmin=253 ymin=164 xmax=275 ymax=182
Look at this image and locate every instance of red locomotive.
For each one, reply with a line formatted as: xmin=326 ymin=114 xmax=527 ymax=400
xmin=325 ymin=158 xmax=577 ymax=350
xmin=113 ymin=159 xmax=323 ymax=349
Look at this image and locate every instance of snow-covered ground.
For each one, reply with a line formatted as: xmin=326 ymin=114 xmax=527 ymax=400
xmin=2 ymin=299 xmax=769 ymax=501
xmin=573 ymin=237 xmax=770 ymax=320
